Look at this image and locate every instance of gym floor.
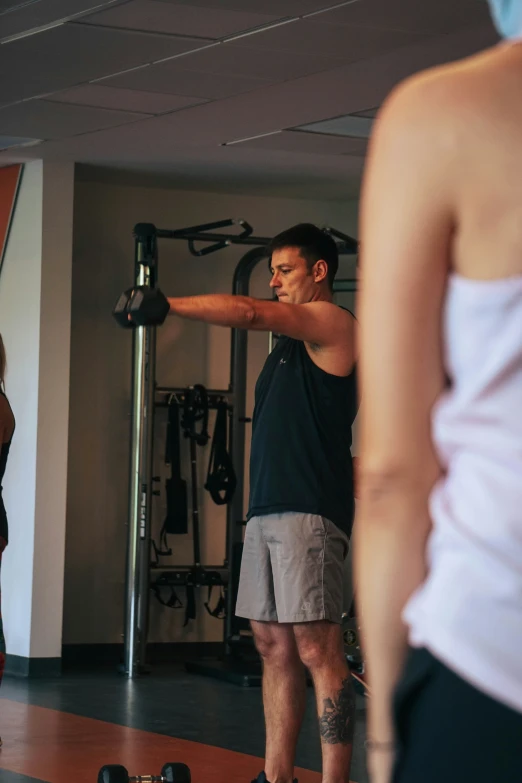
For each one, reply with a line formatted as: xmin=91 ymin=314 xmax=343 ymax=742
xmin=0 ymin=665 xmax=368 ymax=783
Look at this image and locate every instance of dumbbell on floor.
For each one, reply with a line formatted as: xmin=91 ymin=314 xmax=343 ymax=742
xmin=98 ymin=762 xmax=191 ymax=783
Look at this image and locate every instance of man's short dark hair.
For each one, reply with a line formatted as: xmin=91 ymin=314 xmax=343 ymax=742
xmin=267 ymin=223 xmax=339 ymax=289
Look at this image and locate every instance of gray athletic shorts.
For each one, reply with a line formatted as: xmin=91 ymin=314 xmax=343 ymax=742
xmin=235 ymin=512 xmax=349 ymax=624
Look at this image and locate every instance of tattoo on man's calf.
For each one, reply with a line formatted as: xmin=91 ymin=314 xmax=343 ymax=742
xmin=318 ymin=677 xmax=356 ymax=745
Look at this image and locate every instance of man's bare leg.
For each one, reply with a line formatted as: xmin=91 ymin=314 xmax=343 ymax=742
xmin=294 ymin=621 xmax=355 ymax=783
xmin=251 ymin=620 xmax=307 ymax=783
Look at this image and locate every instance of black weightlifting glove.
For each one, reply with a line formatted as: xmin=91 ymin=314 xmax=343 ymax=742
xmin=113 ymin=286 xmax=170 ymax=328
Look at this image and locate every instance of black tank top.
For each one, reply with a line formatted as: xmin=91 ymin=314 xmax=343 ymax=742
xmin=247 ymin=329 xmax=358 ymax=536
xmin=0 ymin=390 xmax=15 ymax=544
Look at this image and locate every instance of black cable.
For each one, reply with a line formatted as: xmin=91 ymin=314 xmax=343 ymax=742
xmin=205 ymin=400 xmax=236 ymax=505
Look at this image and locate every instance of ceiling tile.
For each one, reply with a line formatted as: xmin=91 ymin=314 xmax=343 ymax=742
xmin=229 ymin=129 xmax=368 ymax=156
xmin=0 ymin=4 xmax=498 ymax=203
xmin=168 ymin=42 xmax=349 ymax=81
xmin=0 ymin=135 xmax=42 ymax=151
xmin=61 ymin=23 xmax=497 ymax=154
xmin=0 ymin=0 xmax=33 ymax=10
xmin=298 ymin=115 xmax=374 ymax=138
xmin=0 ymin=0 xmax=129 ymax=41
xmin=228 ymin=18 xmax=427 ymax=60
xmin=318 ymin=0 xmax=493 ymax=34
xmin=0 ymin=23 xmax=206 ymax=108
xmin=46 ymin=84 xmax=204 ymax=114
xmin=103 ymin=62 xmax=271 ymax=99
xmin=10 ymin=22 xmax=495 ymax=161
xmin=78 ymin=0 xmax=281 ymax=39
xmin=156 ymin=0 xmax=339 ymax=14
xmin=352 ymin=107 xmax=379 ymax=118
xmin=0 ymin=100 xmax=149 ymax=138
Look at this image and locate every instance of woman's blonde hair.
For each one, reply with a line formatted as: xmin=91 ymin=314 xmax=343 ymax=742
xmin=0 ymin=334 xmax=6 ymax=390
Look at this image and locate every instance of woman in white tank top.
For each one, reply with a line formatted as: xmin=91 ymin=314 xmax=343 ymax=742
xmin=355 ymin=2 xmax=522 ymax=782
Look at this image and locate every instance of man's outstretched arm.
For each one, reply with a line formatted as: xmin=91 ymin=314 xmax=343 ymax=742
xmin=167 ymin=294 xmax=353 ymax=348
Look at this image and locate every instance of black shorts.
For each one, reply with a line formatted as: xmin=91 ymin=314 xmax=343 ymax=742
xmin=392 ymin=647 xmax=522 ymax=783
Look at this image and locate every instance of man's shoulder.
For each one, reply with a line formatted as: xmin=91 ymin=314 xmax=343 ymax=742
xmin=302 ymin=301 xmax=356 ymax=347
xmin=336 ymin=304 xmax=356 ymax=321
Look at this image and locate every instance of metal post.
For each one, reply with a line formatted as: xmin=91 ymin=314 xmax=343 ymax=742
xmin=124 ymin=225 xmax=158 ymax=677
xmin=224 ymin=246 xmax=268 ymax=651
xmin=137 ymin=321 xmax=156 ymax=668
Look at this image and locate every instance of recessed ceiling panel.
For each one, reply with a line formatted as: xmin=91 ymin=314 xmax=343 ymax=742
xmin=0 ymin=0 xmax=36 ymax=10
xmin=78 ymin=0 xmax=280 ymax=39
xmin=0 ymin=23 xmax=206 ymax=107
xmin=0 ymin=100 xmax=148 ymax=139
xmin=47 ymin=84 xmax=204 ymax=114
xmin=352 ymin=107 xmax=379 ymax=118
xmin=119 ymin=24 xmax=496 ymax=145
xmin=0 ymin=4 xmax=499 ymax=203
xmin=4 ymin=22 xmax=495 ymax=156
xmin=0 ymin=135 xmax=41 ymax=151
xmin=228 ymin=129 xmax=368 ymax=156
xmin=298 ymin=115 xmax=374 ymax=138
xmin=0 ymin=0 xmax=129 ymax=41
xmin=228 ymin=18 xmax=426 ymax=61
xmin=157 ymin=0 xmax=342 ymax=14
xmin=103 ymin=62 xmax=271 ymax=99
xmin=11 ymin=23 xmax=494 ymax=165
xmin=318 ymin=0 xmax=494 ymax=34
xmin=167 ymin=42 xmax=350 ymax=81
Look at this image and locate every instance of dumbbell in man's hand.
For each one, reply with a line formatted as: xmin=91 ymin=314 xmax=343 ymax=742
xmin=113 ymin=286 xmax=170 ymax=328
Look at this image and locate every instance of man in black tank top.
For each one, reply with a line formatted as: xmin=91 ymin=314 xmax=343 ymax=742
xmin=120 ymin=224 xmax=358 ymax=783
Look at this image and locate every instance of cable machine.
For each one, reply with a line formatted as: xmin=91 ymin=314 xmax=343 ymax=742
xmin=123 ymin=219 xmax=358 ymax=683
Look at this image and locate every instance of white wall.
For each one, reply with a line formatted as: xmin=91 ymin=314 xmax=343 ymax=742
xmin=0 ymin=162 xmax=42 ymax=659
xmin=31 ymin=163 xmax=74 ymax=658
xmin=0 ymin=161 xmax=74 ymax=661
xmin=66 ymin=177 xmax=359 ymax=645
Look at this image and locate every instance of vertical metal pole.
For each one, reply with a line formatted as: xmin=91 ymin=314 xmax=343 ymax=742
xmin=224 ymin=246 xmax=267 ymax=652
xmin=124 ymin=225 xmax=157 ymax=677
xmin=124 ymin=262 xmax=147 ymax=677
xmin=137 ymin=322 xmax=156 ymax=667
